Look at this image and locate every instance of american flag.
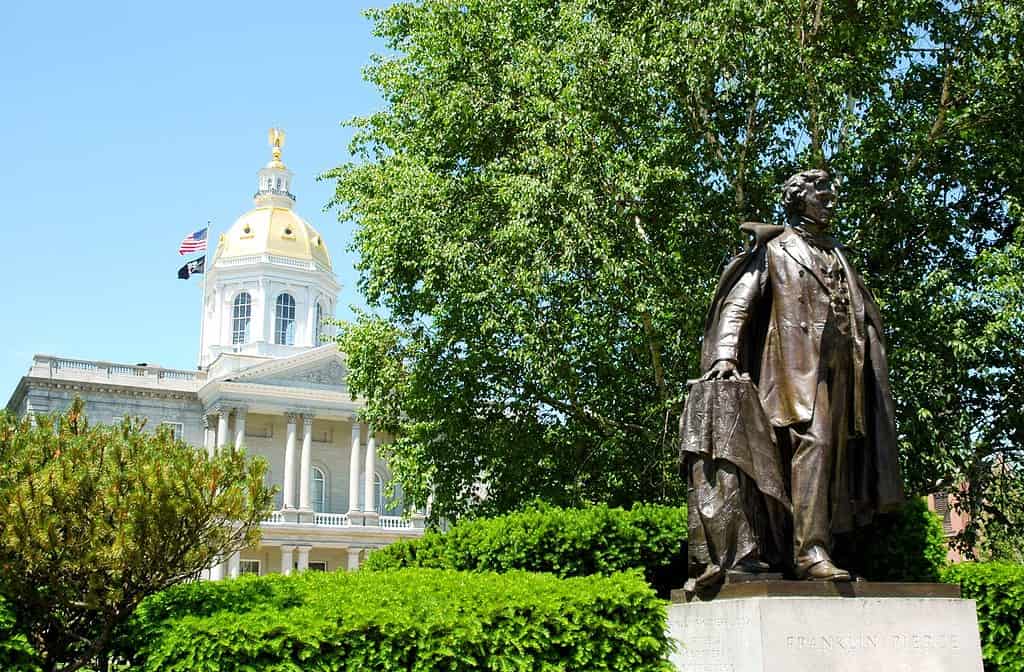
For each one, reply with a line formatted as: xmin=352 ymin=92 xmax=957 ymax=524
xmin=178 ymin=227 xmax=208 ymax=255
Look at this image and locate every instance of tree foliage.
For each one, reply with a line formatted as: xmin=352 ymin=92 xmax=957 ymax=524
xmin=0 ymin=400 xmax=275 ymax=672
xmin=327 ymin=0 xmax=1024 ymax=538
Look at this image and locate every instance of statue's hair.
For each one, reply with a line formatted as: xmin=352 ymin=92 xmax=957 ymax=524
xmin=781 ymin=168 xmax=830 ymax=216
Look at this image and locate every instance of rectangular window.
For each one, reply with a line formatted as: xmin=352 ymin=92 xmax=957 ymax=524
xmin=239 ymin=559 xmax=261 ymax=576
xmin=160 ymin=421 xmax=184 ymax=440
xmin=308 ymin=561 xmax=327 ymax=572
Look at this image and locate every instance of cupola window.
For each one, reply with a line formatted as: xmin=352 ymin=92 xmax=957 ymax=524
xmin=274 ymin=293 xmax=296 ymax=345
xmin=232 ymin=292 xmax=252 ymax=345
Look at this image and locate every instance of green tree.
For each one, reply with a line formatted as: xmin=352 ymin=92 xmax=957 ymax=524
xmin=0 ymin=400 xmax=275 ymax=672
xmin=326 ymin=0 xmax=1023 ymax=534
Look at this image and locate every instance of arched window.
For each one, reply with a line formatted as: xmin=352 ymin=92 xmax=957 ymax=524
xmin=232 ymin=292 xmax=251 ymax=345
xmin=274 ymin=293 xmax=296 ymax=345
xmin=315 ymin=302 xmax=324 ymax=345
xmin=311 ymin=466 xmax=327 ymax=513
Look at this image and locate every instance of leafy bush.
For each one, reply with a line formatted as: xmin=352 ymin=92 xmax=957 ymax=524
xmin=943 ymin=562 xmax=1024 ymax=672
xmin=363 ymin=502 xmax=688 ymax=596
xmin=0 ymin=596 xmax=39 ymax=672
xmin=834 ymin=496 xmax=949 ymax=582
xmin=117 ymin=568 xmax=671 ymax=672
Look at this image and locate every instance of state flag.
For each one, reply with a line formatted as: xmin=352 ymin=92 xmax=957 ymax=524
xmin=177 ymin=255 xmax=205 ymax=280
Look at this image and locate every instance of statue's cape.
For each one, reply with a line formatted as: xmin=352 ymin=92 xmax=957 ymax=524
xmin=696 ymin=222 xmax=904 ymax=530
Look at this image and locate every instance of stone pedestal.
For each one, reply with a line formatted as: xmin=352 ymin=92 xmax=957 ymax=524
xmin=667 ymin=582 xmax=984 ymax=672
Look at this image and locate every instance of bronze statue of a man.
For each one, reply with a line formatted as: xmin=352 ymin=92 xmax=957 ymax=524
xmin=683 ymin=169 xmax=903 ymax=586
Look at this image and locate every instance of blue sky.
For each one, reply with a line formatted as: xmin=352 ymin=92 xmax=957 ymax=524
xmin=1 ymin=1 xmax=390 ymax=400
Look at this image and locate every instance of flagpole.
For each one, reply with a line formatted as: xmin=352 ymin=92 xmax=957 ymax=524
xmin=197 ymin=220 xmax=211 ymax=370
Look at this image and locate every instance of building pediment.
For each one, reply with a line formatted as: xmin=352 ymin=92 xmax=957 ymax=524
xmin=229 ymin=345 xmax=349 ymax=392
xmin=250 ymin=359 xmax=348 ymax=391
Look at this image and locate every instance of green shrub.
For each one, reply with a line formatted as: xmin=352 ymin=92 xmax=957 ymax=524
xmin=118 ymin=568 xmax=671 ymax=672
xmin=0 ymin=595 xmax=39 ymax=672
xmin=943 ymin=562 xmax=1024 ymax=672
xmin=364 ymin=502 xmax=688 ymax=596
xmin=834 ymin=496 xmax=949 ymax=581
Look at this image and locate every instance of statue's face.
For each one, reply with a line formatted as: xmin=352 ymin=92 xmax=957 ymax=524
xmin=800 ymin=173 xmax=836 ymax=227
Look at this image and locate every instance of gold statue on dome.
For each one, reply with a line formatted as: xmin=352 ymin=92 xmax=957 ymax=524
xmin=268 ymin=128 xmax=286 ymax=161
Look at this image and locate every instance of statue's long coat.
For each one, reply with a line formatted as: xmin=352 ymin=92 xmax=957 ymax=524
xmin=700 ymin=224 xmax=904 ymax=532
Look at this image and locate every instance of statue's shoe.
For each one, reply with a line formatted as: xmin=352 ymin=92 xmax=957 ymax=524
xmin=729 ymin=560 xmax=773 ymax=575
xmin=799 ymin=558 xmax=852 ymax=582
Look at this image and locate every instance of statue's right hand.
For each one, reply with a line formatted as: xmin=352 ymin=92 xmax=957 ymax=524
xmin=702 ymin=359 xmax=739 ymax=381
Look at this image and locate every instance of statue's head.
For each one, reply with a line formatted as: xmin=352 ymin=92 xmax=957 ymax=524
xmin=781 ymin=169 xmax=836 ymax=228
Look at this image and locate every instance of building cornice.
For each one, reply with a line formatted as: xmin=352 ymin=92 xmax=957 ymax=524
xmin=17 ymin=377 xmax=200 ymax=402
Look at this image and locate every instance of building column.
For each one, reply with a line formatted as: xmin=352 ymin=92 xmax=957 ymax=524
xmin=209 ymin=557 xmax=224 ymax=581
xmin=281 ymin=545 xmax=295 ymax=576
xmin=234 ymin=407 xmax=247 ymax=451
xmin=216 ymin=407 xmax=229 ymax=450
xmin=296 ymin=546 xmax=310 ymax=572
xmin=363 ymin=429 xmax=379 ymax=524
xmin=299 ymin=415 xmax=313 ymax=511
xmin=347 ymin=421 xmax=362 ymax=518
xmin=202 ymin=414 xmax=215 ymax=456
xmin=283 ymin=413 xmax=298 ymax=510
xmin=345 ymin=547 xmax=362 ymax=572
xmin=228 ymin=551 xmax=241 ymax=579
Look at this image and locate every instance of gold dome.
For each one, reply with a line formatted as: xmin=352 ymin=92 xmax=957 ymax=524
xmin=214 ymin=206 xmax=332 ymax=271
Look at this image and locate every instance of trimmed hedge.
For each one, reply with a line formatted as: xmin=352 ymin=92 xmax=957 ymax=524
xmin=363 ymin=502 xmax=688 ymax=596
xmin=117 ymin=567 xmax=672 ymax=672
xmin=365 ymin=499 xmax=947 ymax=589
xmin=943 ymin=562 xmax=1024 ymax=672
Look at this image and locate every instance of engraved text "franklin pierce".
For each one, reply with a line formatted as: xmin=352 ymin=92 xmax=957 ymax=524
xmin=786 ymin=633 xmax=961 ymax=651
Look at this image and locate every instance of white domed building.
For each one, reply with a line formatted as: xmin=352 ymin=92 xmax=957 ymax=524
xmin=6 ymin=130 xmax=424 ymax=578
